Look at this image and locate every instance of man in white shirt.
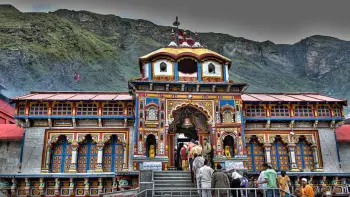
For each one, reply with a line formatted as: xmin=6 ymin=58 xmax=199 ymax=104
xmin=257 ymin=169 xmax=267 ymax=197
xmin=198 ymin=159 xmax=214 ymax=197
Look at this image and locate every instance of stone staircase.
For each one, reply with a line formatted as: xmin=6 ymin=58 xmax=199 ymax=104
xmin=153 ymin=170 xmax=199 ymax=197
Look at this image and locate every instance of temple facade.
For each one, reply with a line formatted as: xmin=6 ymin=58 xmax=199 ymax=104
xmin=0 ymin=30 xmax=349 ymax=196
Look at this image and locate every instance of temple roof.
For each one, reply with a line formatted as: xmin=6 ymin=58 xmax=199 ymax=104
xmin=139 ymin=47 xmax=232 ymax=72
xmin=0 ymin=124 xmax=24 ymax=140
xmin=242 ymin=92 xmax=347 ymax=103
xmin=11 ymin=91 xmax=133 ymax=101
xmin=10 ymin=91 xmax=347 ymax=104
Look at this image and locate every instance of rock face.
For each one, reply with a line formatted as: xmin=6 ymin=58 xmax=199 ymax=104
xmin=0 ymin=5 xmax=349 ymax=115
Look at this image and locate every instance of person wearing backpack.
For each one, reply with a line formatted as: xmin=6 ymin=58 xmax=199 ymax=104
xmin=240 ymin=171 xmax=249 ymax=197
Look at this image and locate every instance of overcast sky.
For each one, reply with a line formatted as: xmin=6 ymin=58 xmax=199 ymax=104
xmin=1 ymin=0 xmax=350 ymax=44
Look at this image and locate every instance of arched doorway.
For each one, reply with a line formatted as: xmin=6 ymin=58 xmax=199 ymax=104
xmin=145 ymin=134 xmax=156 ymax=158
xmin=168 ymin=105 xmax=211 ymax=168
xmin=223 ymin=135 xmax=234 ymax=158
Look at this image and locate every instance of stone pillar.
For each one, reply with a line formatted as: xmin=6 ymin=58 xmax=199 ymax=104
xmin=263 ymin=143 xmax=272 ymax=164
xmin=287 ymin=143 xmax=299 ymax=171
xmin=69 ymin=142 xmax=79 ymax=173
xmin=95 ymin=142 xmax=104 ymax=172
xmin=311 ymin=144 xmax=323 ymax=171
xmin=42 ymin=144 xmax=52 ymax=173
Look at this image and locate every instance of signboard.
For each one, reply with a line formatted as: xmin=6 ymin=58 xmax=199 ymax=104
xmin=141 ymin=162 xmax=162 ymax=171
xmin=53 ymin=120 xmax=72 ymax=127
xmin=224 ymin=161 xmax=244 ymax=171
xmin=33 ymin=119 xmax=48 ymax=127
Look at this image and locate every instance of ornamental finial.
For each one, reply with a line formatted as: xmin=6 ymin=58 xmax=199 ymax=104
xmin=168 ymin=28 xmax=178 ymax=47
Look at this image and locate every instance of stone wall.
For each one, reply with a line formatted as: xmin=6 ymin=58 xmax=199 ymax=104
xmin=0 ymin=140 xmax=21 ymax=173
xmin=338 ymin=142 xmax=350 ymax=172
xmin=318 ymin=128 xmax=342 ymax=172
xmin=20 ymin=127 xmax=46 ymax=173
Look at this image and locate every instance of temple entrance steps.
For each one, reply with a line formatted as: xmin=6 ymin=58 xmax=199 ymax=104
xmin=153 ymin=170 xmax=199 ymax=197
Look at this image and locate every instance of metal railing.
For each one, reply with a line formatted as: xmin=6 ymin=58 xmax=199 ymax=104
xmin=135 ymin=188 xmax=297 ymax=197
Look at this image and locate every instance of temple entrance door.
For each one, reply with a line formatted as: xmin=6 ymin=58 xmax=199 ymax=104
xmin=168 ymin=106 xmax=210 ymax=169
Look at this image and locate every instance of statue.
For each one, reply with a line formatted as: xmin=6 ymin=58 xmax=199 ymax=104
xmin=0 ymin=178 xmax=10 ymax=187
xmin=224 ymin=146 xmax=231 ymax=158
xmin=149 ymin=145 xmax=155 ymax=158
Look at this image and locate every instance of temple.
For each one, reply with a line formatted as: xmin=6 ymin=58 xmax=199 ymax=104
xmin=0 ymin=28 xmax=349 ymax=196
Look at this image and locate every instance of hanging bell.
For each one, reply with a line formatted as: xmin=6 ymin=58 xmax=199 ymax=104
xmin=182 ymin=117 xmax=193 ymax=129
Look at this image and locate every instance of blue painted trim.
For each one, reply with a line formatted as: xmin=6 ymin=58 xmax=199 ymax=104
xmin=174 ymin=61 xmax=178 ymax=81
xmin=197 ymin=62 xmax=202 ymax=82
xmin=111 ymin=136 xmax=116 ymax=171
xmin=241 ymin=110 xmax=245 ymax=147
xmin=134 ymin=98 xmax=139 ymax=145
xmin=145 ymin=98 xmax=159 ymax=105
xmin=223 ymin=64 xmax=227 ymax=81
xmin=19 ymin=132 xmax=25 ymax=164
xmin=334 ymin=132 xmax=341 ymax=167
xmin=148 ymin=62 xmax=152 ymax=80
xmin=15 ymin=115 xmax=134 ymax=120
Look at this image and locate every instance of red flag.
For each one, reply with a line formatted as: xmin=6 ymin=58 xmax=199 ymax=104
xmin=74 ymin=72 xmax=80 ymax=82
xmin=177 ymin=30 xmax=194 ymax=46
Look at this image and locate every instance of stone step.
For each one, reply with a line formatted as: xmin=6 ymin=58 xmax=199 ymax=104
xmin=154 ymin=183 xmax=195 ymax=188
xmin=153 ymin=190 xmax=200 ymax=196
xmin=154 ymin=174 xmax=191 ymax=179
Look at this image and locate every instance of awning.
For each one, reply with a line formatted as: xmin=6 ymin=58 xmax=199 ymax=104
xmin=0 ymin=124 xmax=24 ymax=140
xmin=336 ymin=125 xmax=350 ymax=142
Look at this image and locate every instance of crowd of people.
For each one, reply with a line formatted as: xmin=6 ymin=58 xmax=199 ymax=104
xmin=176 ymin=138 xmax=320 ymax=197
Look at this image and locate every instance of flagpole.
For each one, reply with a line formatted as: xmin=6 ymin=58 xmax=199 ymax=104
xmin=173 ymin=16 xmax=180 ymax=45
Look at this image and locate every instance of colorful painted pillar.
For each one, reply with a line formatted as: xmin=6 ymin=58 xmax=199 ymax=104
xmin=54 ymin=178 xmax=60 ymax=197
xmin=39 ymin=178 xmax=45 ymax=196
xmin=69 ymin=178 xmax=75 ymax=196
xmin=24 ymin=178 xmax=30 ymax=197
xmin=287 ymin=142 xmax=299 ymax=171
xmin=311 ymin=143 xmax=323 ymax=171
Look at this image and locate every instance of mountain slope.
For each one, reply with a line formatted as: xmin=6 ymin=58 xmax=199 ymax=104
xmin=0 ymin=5 xmax=349 ymax=115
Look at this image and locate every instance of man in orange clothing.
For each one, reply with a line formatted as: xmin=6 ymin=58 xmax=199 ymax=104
xmin=300 ymin=178 xmax=314 ymax=197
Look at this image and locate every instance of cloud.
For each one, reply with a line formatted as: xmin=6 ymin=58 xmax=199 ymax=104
xmin=32 ymin=3 xmax=55 ymax=12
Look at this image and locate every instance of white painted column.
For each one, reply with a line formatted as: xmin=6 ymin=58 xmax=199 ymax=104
xmin=43 ymin=144 xmax=52 ymax=172
xmin=287 ymin=143 xmax=299 ymax=171
xmin=311 ymin=144 xmax=322 ymax=171
xmin=69 ymin=142 xmax=79 ymax=173
xmin=95 ymin=142 xmax=104 ymax=172
xmin=263 ymin=143 xmax=272 ymax=164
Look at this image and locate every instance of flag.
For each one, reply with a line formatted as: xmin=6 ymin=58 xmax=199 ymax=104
xmin=177 ymin=30 xmax=194 ymax=46
xmin=74 ymin=72 xmax=80 ymax=82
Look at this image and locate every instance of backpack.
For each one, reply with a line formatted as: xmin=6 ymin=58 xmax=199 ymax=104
xmin=240 ymin=177 xmax=248 ymax=188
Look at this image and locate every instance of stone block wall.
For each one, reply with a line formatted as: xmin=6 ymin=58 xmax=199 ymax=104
xmin=0 ymin=140 xmax=21 ymax=173
xmin=128 ymin=126 xmax=134 ymax=171
xmin=338 ymin=142 xmax=350 ymax=172
xmin=318 ymin=128 xmax=342 ymax=172
xmin=20 ymin=127 xmax=46 ymax=173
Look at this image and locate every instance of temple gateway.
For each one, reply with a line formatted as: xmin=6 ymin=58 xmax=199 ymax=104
xmin=0 ymin=29 xmax=349 ymax=196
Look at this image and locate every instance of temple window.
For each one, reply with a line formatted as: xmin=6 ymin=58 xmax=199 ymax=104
xmin=160 ymin=62 xmax=167 ymax=72
xmin=270 ymin=138 xmax=289 ymax=171
xmin=271 ymin=105 xmax=290 ymax=117
xmin=245 ymin=105 xmax=266 ymax=117
xmin=103 ymin=103 xmax=124 ymax=116
xmin=103 ymin=135 xmax=124 ymax=172
xmin=317 ymin=105 xmax=331 ymax=117
xmin=294 ymin=105 xmax=313 ymax=117
xmin=77 ymin=135 xmax=98 ymax=172
xmin=127 ymin=105 xmax=133 ymax=116
xmin=160 ymin=112 xmax=164 ymax=119
xmin=30 ymin=103 xmax=48 ymax=115
xmin=178 ymin=58 xmax=197 ymax=74
xmin=333 ymin=106 xmax=342 ymax=117
xmin=222 ymin=110 xmax=234 ymax=123
xmin=295 ymin=138 xmax=314 ymax=171
xmin=77 ymin=103 xmax=98 ymax=116
xmin=51 ymin=136 xmax=72 ymax=173
xmin=147 ymin=107 xmax=158 ymax=120
xmin=52 ymin=103 xmax=72 ymax=116
xmin=160 ymin=134 xmax=164 ymax=141
xmin=246 ymin=137 xmax=265 ymax=172
xmin=17 ymin=104 xmax=26 ymax=115
xmin=208 ymin=63 xmax=216 ymax=73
